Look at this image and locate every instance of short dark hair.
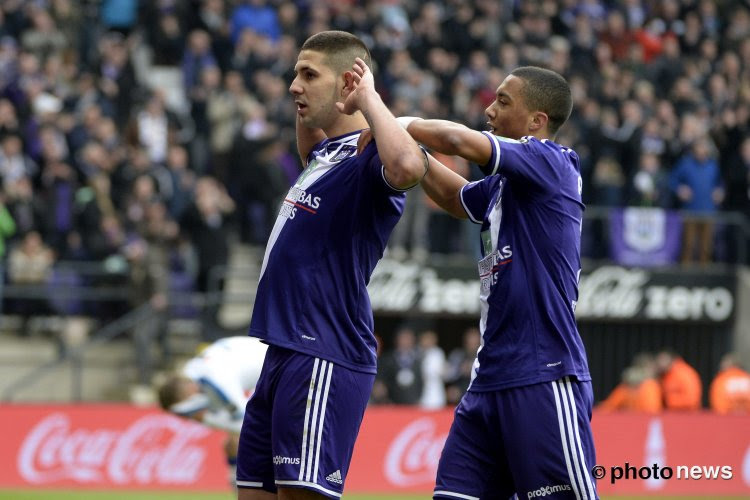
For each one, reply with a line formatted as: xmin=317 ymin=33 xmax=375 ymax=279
xmin=301 ymin=30 xmax=372 ymax=75
xmin=157 ymin=375 xmax=192 ymax=411
xmin=510 ymin=66 xmax=572 ymax=136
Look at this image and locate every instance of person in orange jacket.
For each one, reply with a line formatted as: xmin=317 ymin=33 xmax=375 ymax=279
xmin=599 ymin=364 xmax=662 ymax=413
xmin=656 ymin=350 xmax=702 ymax=410
xmin=710 ymin=353 xmax=750 ymax=414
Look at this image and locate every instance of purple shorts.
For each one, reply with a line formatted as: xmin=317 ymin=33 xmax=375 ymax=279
xmin=434 ymin=376 xmax=599 ymax=500
xmin=236 ymin=345 xmax=374 ymax=498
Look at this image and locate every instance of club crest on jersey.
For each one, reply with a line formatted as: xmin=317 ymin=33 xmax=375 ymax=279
xmin=280 ymin=186 xmax=321 ymax=220
xmin=330 ymin=144 xmax=356 ymax=162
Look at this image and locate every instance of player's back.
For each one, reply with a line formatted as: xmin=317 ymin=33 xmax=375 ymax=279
xmin=250 ymin=131 xmax=406 ymax=374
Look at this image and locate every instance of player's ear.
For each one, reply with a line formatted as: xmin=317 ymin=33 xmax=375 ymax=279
xmin=529 ymin=111 xmax=549 ymax=133
xmin=341 ymin=71 xmax=355 ymax=96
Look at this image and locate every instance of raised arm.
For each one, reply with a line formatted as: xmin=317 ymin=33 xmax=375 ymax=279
xmin=336 ymin=58 xmax=426 ymax=189
xmin=295 ymin=114 xmax=327 ymax=164
xmin=404 ymin=118 xmax=493 ymax=167
xmin=421 ymin=153 xmax=469 ymax=219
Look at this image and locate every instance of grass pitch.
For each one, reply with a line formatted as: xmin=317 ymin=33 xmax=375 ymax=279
xmin=2 ymin=492 xmax=750 ymax=500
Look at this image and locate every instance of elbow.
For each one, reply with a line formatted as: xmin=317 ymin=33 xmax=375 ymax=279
xmin=387 ymin=153 xmax=426 ymax=189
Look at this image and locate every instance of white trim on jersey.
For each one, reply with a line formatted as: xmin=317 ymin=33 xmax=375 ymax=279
xmin=552 ymin=377 xmax=597 ymax=500
xmin=481 ymin=131 xmax=502 ymax=176
xmin=459 ymin=183 xmax=483 ymax=224
xmin=276 ymin=479 xmax=342 ymax=497
xmin=236 ymin=480 xmax=263 ymax=488
xmin=259 ymin=134 xmax=359 ymax=281
xmin=433 ymin=490 xmax=480 ymax=500
xmin=298 ymin=358 xmax=334 ymax=485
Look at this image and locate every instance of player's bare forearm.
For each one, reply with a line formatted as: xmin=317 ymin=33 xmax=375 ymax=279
xmin=295 ymin=114 xmax=326 ymax=164
xmin=359 ymin=92 xmax=425 ymax=189
xmin=338 ymin=58 xmax=425 ymax=189
xmin=407 ymin=119 xmax=492 ymax=166
xmin=421 ymin=153 xmax=469 ymax=219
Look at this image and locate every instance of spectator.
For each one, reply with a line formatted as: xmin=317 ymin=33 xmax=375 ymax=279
xmin=0 ymin=192 xmax=16 ymax=315
xmin=656 ymin=350 xmax=702 ymax=411
xmin=7 ymin=230 xmax=54 ymax=323
xmin=419 ymin=330 xmax=446 ymax=409
xmin=598 ymin=363 xmax=662 ymax=414
xmin=206 ymin=70 xmax=257 ymax=182
xmin=709 ymin=353 xmax=750 ymax=415
xmin=182 ymin=30 xmax=217 ymax=96
xmin=630 ymin=152 xmax=669 ymax=207
xmin=378 ymin=327 xmax=424 ymax=405
xmin=669 ymin=137 xmax=724 ymax=265
xmin=444 ymin=327 xmax=480 ymax=405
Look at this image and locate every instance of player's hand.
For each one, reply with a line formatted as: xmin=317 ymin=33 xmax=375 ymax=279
xmin=336 ymin=58 xmax=376 ymax=115
xmin=357 ymin=128 xmax=373 ymax=154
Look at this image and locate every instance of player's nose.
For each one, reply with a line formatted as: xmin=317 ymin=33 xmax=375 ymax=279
xmin=289 ymin=78 xmax=302 ymax=95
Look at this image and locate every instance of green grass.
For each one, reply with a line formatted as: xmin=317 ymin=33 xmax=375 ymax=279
xmin=0 ymin=492 xmax=748 ymax=500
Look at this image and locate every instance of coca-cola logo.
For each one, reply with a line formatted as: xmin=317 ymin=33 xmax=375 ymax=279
xmin=384 ymin=417 xmax=447 ymax=486
xmin=18 ymin=413 xmax=210 ymax=485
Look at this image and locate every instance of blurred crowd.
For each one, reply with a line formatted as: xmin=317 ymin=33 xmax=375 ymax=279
xmin=0 ymin=1 xmax=748 ymax=396
xmin=371 ymin=331 xmax=750 ymax=414
xmin=0 ymin=0 xmax=749 ymax=314
xmin=371 ymin=326 xmax=481 ymax=409
xmin=597 ymin=350 xmax=750 ymax=414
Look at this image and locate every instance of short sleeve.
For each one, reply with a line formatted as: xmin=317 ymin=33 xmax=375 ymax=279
xmin=483 ymin=133 xmax=570 ymax=194
xmin=361 ymin=140 xmax=419 ymax=194
xmin=459 ymin=176 xmax=499 ymax=224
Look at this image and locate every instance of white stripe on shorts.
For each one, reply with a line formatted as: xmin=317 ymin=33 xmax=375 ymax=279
xmin=236 ymin=480 xmax=263 ymax=488
xmin=551 ymin=380 xmax=582 ymax=500
xmin=557 ymin=378 xmax=588 ymax=500
xmin=299 ymin=357 xmax=321 ymax=481
xmin=312 ymin=361 xmax=334 ymax=482
xmin=564 ymin=377 xmax=596 ymax=499
xmin=305 ymin=359 xmax=327 ymax=481
xmin=433 ymin=490 xmax=480 ymax=500
xmin=276 ymin=479 xmax=342 ymax=497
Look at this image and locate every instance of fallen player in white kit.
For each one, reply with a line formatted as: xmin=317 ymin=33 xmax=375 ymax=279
xmin=157 ymin=336 xmax=268 ymax=482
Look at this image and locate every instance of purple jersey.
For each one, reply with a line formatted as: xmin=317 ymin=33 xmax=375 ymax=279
xmin=249 ymin=131 xmax=406 ymax=374
xmin=459 ymin=133 xmax=590 ymax=391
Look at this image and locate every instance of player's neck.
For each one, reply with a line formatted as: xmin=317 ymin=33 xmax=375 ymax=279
xmin=323 ymin=112 xmax=369 ymax=139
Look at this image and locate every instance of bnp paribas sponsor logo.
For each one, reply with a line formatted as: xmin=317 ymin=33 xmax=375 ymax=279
xmin=280 ymin=186 xmax=321 ymax=220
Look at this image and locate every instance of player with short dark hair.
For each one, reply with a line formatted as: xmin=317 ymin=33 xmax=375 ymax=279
xmin=156 ymin=336 xmax=268 ymax=484
xmin=235 ymin=30 xmax=428 ymax=500
xmin=398 ymin=65 xmax=599 ymax=499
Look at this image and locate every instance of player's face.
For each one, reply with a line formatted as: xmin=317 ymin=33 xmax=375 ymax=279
xmin=485 ymin=75 xmax=533 ymax=140
xmin=290 ymin=50 xmax=342 ymax=130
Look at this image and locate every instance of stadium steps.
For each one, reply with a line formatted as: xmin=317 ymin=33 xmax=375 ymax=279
xmin=217 ymin=243 xmax=263 ymax=330
xmin=0 ymin=332 xmax=139 ymax=402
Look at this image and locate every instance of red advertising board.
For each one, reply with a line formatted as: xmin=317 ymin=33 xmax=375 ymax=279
xmin=0 ymin=405 xmax=228 ymax=491
xmin=1 ymin=405 xmax=749 ymax=495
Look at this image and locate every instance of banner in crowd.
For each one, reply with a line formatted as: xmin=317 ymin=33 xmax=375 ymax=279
xmin=609 ymin=207 xmax=682 ymax=267
xmin=1 ymin=405 xmax=749 ymax=496
xmin=368 ymin=258 xmax=736 ymax=323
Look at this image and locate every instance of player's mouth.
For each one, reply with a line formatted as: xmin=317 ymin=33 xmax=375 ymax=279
xmin=295 ymin=101 xmax=308 ymax=114
xmin=487 ymin=122 xmax=496 ymax=134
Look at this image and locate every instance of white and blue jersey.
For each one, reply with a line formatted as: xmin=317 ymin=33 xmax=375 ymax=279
xmin=249 ymin=131 xmax=406 ymax=374
xmin=460 ymin=133 xmax=590 ymax=391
